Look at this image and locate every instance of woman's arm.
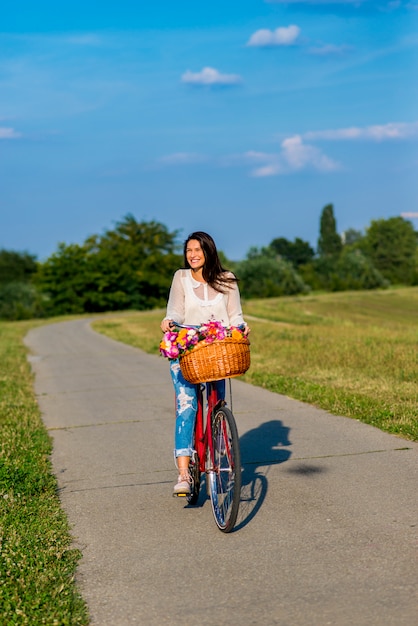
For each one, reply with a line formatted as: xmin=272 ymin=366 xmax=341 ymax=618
xmin=161 ymin=270 xmax=185 ymax=331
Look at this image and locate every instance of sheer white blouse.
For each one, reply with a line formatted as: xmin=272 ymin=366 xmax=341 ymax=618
xmin=165 ymin=269 xmax=245 ymax=327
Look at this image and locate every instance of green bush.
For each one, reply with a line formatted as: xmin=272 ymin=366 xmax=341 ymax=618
xmin=237 ymin=247 xmax=309 ymax=298
xmin=301 ymin=251 xmax=388 ymax=292
xmin=333 ymin=249 xmax=389 ymax=290
xmin=0 ymin=282 xmax=46 ymax=320
xmin=0 ymin=250 xmax=38 ymax=286
xmin=362 ymin=217 xmax=417 ymax=285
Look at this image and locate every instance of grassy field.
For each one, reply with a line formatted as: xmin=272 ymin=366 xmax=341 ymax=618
xmin=93 ymin=287 xmax=418 ymax=442
xmin=0 ymin=319 xmax=89 ymax=624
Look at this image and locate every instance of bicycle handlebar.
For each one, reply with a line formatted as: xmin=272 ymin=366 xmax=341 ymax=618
xmin=171 ymin=322 xmax=199 ymax=329
xmin=170 ymin=321 xmax=246 ymax=331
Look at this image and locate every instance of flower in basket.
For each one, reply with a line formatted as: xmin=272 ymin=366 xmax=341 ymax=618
xmin=199 ymin=320 xmax=226 ymax=344
xmin=159 ymin=331 xmax=181 ymax=359
xmin=159 ymin=327 xmax=198 ymax=359
xmin=159 ymin=321 xmax=246 ymax=360
xmin=231 ymin=327 xmax=245 ymax=341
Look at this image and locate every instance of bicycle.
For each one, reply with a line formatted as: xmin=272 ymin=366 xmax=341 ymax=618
xmin=171 ymin=323 xmax=245 ymax=533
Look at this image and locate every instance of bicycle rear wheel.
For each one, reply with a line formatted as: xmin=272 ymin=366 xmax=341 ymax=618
xmin=208 ymin=406 xmax=241 ymax=532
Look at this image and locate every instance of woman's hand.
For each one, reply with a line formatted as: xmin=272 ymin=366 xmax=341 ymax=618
xmin=243 ymin=323 xmax=251 ymax=336
xmin=161 ymin=319 xmax=174 ymax=333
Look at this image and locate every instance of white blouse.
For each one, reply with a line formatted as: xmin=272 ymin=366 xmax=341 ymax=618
xmin=165 ymin=269 xmax=245 ymax=327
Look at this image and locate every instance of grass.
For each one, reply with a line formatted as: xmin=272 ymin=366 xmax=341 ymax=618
xmin=0 ymin=319 xmax=89 ymax=625
xmin=93 ymin=287 xmax=418 ymax=442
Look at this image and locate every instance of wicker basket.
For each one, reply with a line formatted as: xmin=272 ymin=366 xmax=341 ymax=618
xmin=180 ymin=337 xmax=250 ymax=384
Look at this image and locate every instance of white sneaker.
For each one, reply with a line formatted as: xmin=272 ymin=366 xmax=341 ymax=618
xmin=173 ymin=473 xmax=191 ymax=496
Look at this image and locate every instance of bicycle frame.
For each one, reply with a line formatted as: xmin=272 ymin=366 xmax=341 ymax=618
xmin=194 ymin=381 xmax=223 ymax=474
xmin=194 ymin=381 xmax=235 ymax=485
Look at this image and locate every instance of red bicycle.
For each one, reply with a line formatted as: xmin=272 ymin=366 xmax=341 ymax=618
xmin=185 ymin=379 xmax=242 ymax=533
xmin=171 ymin=323 xmax=246 ymax=533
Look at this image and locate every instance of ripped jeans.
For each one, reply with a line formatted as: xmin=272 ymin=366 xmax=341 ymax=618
xmin=169 ymin=359 xmax=225 ymax=458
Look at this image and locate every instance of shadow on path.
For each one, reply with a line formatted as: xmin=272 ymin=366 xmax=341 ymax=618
xmin=234 ymin=420 xmax=292 ymax=531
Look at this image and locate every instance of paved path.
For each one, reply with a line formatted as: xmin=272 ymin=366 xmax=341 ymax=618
xmin=25 ymin=319 xmax=418 ymax=626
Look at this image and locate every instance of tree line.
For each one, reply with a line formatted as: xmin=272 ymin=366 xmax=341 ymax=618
xmin=1 ymin=205 xmax=417 ymax=320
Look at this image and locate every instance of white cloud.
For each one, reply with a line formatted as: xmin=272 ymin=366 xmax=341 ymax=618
xmin=252 ymin=163 xmax=283 ymax=177
xmin=282 ymin=135 xmax=339 ymax=171
xmin=243 ymin=136 xmax=340 ymax=177
xmin=181 ymin=67 xmax=241 ymax=86
xmin=0 ymin=127 xmax=22 ymax=139
xmin=242 ymin=151 xmax=283 ymax=177
xmin=304 ymin=121 xmax=418 ymax=141
xmin=243 ymin=121 xmax=418 ymax=178
xmin=247 ymin=25 xmax=301 ymax=47
xmin=157 ymin=121 xmax=417 ymax=178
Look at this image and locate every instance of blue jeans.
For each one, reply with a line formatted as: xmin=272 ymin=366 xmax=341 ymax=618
xmin=169 ymin=360 xmax=225 ymax=458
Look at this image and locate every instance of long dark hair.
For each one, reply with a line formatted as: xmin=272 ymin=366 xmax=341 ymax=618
xmin=183 ymin=231 xmax=237 ymax=293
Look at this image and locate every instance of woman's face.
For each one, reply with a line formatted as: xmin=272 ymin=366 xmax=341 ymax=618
xmin=186 ymin=239 xmax=205 ymax=272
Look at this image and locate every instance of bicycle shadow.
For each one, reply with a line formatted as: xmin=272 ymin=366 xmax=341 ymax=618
xmin=234 ymin=419 xmax=292 ymax=531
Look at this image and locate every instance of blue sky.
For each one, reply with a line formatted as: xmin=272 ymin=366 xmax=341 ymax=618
xmin=1 ymin=0 xmax=418 ymax=261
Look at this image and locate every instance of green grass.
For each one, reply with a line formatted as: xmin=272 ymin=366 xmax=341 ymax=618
xmin=93 ymin=287 xmax=418 ymax=442
xmin=0 ymin=319 xmax=89 ymax=625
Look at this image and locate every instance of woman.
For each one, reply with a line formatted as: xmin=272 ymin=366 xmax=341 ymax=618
xmin=161 ymin=231 xmax=249 ymax=496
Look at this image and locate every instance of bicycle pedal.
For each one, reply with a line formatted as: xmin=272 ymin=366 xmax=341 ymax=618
xmin=173 ymin=492 xmax=188 ymax=497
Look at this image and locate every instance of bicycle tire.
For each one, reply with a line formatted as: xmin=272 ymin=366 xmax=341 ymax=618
xmin=207 ymin=406 xmax=241 ymax=532
xmin=187 ymin=451 xmax=200 ymax=505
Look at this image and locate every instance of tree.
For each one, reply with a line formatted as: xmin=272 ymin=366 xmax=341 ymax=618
xmin=0 ymin=249 xmax=45 ymax=319
xmin=36 ymin=215 xmax=182 ymax=315
xmin=82 ymin=215 xmax=181 ymax=311
xmin=237 ymin=247 xmax=309 ymax=298
xmin=332 ymin=249 xmax=388 ymax=291
xmin=342 ymin=228 xmax=364 ymax=246
xmin=0 ymin=249 xmax=38 ymax=285
xmin=317 ymin=204 xmax=342 ymax=257
xmin=362 ymin=217 xmax=417 ymax=285
xmin=0 ymin=281 xmax=46 ymax=320
xmin=270 ymin=237 xmax=315 ymax=267
xmin=36 ymin=242 xmax=93 ymax=314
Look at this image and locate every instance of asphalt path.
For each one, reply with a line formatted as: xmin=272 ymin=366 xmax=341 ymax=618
xmin=25 ymin=319 xmax=418 ymax=626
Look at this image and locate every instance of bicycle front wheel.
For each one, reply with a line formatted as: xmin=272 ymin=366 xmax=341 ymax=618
xmin=208 ymin=406 xmax=241 ymax=533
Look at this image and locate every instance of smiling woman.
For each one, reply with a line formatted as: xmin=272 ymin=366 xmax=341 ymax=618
xmin=160 ymin=230 xmax=250 ymax=495
xmin=185 ymin=238 xmax=205 ymax=271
